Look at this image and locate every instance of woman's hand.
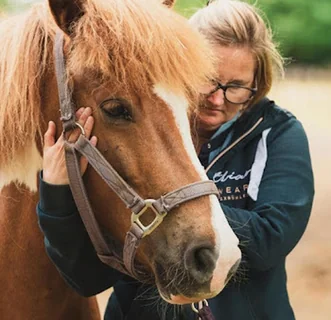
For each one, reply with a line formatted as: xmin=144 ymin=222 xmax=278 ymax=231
xmin=42 ymin=107 xmax=97 ymax=185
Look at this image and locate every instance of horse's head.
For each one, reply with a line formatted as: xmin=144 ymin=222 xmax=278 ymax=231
xmin=45 ymin=0 xmax=241 ymax=304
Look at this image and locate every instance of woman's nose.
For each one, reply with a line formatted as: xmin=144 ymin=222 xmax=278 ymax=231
xmin=207 ymin=89 xmax=225 ymax=106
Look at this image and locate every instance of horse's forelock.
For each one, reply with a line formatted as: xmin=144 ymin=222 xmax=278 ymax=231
xmin=68 ymin=0 xmax=216 ymax=97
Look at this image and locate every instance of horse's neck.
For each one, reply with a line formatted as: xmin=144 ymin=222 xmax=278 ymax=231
xmin=0 ymin=182 xmax=100 ymax=320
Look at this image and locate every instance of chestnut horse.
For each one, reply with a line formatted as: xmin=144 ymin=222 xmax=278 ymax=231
xmin=0 ymin=0 xmax=241 ymax=319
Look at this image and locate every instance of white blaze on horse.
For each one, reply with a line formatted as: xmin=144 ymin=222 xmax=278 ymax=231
xmin=0 ymin=0 xmax=241 ymax=318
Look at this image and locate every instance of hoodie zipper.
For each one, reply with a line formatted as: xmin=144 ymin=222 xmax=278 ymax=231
xmin=205 ymin=117 xmax=264 ymax=174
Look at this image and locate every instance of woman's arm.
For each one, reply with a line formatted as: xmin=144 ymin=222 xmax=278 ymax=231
xmin=222 ymin=119 xmax=314 ymax=271
xmin=37 ymin=108 xmax=124 ymax=297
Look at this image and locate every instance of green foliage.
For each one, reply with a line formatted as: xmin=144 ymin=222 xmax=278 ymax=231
xmin=0 ymin=0 xmax=7 ymax=10
xmin=0 ymin=0 xmax=34 ymax=13
xmin=175 ymin=0 xmax=206 ymax=17
xmin=258 ymin=0 xmax=331 ymax=65
xmin=175 ymin=0 xmax=331 ymax=66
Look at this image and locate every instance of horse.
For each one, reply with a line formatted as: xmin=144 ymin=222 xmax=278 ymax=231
xmin=0 ymin=0 xmax=241 ymax=319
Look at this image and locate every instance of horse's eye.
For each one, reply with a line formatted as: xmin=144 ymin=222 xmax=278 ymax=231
xmin=101 ymin=99 xmax=133 ymax=122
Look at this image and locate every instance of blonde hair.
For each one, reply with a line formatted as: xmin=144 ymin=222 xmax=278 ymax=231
xmin=189 ymin=0 xmax=284 ymax=106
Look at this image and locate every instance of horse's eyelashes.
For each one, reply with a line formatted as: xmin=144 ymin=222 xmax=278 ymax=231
xmin=101 ymin=99 xmax=133 ymax=122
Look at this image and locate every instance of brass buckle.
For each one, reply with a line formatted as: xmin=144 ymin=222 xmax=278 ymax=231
xmin=131 ymin=199 xmax=167 ymax=238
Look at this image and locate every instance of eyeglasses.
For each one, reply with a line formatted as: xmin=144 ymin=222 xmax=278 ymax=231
xmin=206 ymin=81 xmax=257 ymax=105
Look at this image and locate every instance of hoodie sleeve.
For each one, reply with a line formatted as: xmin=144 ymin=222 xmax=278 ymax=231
xmin=37 ymin=174 xmax=124 ymax=297
xmin=221 ymin=119 xmax=314 ymax=271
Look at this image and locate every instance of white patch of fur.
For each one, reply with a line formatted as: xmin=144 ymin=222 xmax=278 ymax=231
xmin=209 ymin=196 xmax=241 ymax=293
xmin=153 ymin=84 xmax=206 ymax=178
xmin=154 ymin=84 xmax=241 ymax=293
xmin=0 ymin=142 xmax=42 ymax=192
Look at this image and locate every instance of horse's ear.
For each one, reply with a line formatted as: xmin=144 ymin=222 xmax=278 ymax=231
xmin=162 ymin=0 xmax=176 ymax=8
xmin=48 ymin=0 xmax=85 ymax=35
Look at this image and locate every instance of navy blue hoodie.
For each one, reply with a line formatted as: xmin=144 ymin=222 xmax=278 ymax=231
xmin=37 ymin=98 xmax=314 ymax=319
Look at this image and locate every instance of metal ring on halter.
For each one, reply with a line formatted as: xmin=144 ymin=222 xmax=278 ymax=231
xmin=191 ymin=299 xmax=209 ymax=313
xmin=74 ymin=122 xmax=86 ymax=136
xmin=63 ymin=121 xmax=86 ymax=142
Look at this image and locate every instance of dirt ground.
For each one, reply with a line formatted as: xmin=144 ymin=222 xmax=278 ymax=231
xmin=270 ymin=71 xmax=331 ymax=320
xmin=97 ymin=71 xmax=331 ymax=319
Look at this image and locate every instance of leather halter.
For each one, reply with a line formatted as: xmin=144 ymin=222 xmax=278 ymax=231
xmin=53 ymin=31 xmax=219 ymax=279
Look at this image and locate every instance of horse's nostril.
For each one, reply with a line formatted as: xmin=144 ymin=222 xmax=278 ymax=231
xmin=185 ymin=244 xmax=217 ymax=284
xmin=225 ymin=258 xmax=241 ymax=285
xmin=195 ymin=248 xmax=215 ymax=272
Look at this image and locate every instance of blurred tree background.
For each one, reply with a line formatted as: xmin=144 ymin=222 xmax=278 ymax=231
xmin=0 ymin=0 xmax=36 ymax=12
xmin=175 ymin=0 xmax=331 ymax=66
xmin=1 ymin=0 xmax=330 ymax=66
xmin=0 ymin=0 xmax=7 ymax=10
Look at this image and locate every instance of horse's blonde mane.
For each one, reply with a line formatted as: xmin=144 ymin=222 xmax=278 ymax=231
xmin=0 ymin=0 xmax=215 ymax=168
xmin=0 ymin=4 xmax=56 ymax=168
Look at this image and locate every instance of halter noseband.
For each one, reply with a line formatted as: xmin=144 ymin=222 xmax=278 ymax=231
xmin=53 ymin=31 xmax=219 ymax=279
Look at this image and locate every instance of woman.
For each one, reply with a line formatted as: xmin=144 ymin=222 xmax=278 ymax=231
xmin=37 ymin=0 xmax=314 ymax=319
